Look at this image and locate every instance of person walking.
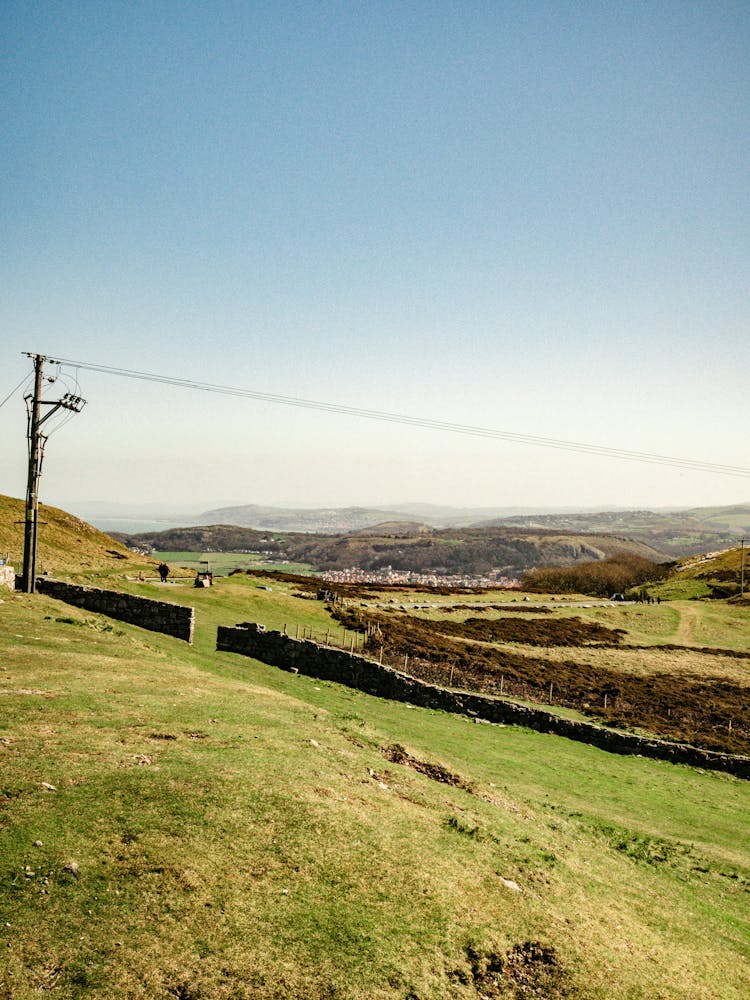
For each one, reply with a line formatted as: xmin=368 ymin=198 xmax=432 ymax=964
xmin=158 ymin=563 xmax=169 ymax=583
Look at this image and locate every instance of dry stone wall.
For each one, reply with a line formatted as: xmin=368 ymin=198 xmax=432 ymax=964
xmin=37 ymin=578 xmax=194 ymax=643
xmin=217 ymin=622 xmax=750 ymax=780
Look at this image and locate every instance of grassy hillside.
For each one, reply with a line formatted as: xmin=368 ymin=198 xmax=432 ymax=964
xmin=646 ymin=545 xmax=748 ymax=601
xmin=2 ymin=581 xmax=749 ymax=999
xmin=2 ymin=502 xmax=749 ymax=996
xmin=124 ymin=523 xmax=663 ymax=578
xmin=487 ymin=507 xmax=749 ymax=558
xmin=686 ymin=503 xmax=750 ymax=534
xmin=0 ymin=495 xmax=138 ymax=576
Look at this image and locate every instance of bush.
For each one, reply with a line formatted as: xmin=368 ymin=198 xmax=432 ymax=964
xmin=523 ymin=555 xmax=669 ymax=597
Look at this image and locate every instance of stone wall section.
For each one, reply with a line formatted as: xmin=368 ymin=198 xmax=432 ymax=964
xmin=37 ymin=578 xmax=194 ymax=643
xmin=217 ymin=622 xmax=750 ymax=780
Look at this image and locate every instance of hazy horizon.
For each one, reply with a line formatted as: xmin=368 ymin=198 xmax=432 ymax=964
xmin=49 ymin=496 xmax=750 ymax=521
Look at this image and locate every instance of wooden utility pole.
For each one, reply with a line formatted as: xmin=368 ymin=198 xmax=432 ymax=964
xmin=741 ymin=537 xmax=746 ymax=599
xmin=21 ymin=355 xmax=45 ymax=593
xmin=21 ymin=353 xmax=85 ymax=593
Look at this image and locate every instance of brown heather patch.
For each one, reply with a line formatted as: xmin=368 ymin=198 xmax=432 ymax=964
xmin=333 ymin=608 xmax=750 ymax=755
xmin=508 ymin=644 xmax=750 ymax=685
xmin=431 ymin=614 xmax=626 ymax=647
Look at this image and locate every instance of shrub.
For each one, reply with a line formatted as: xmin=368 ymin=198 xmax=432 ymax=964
xmin=523 ymin=555 xmax=669 ymax=597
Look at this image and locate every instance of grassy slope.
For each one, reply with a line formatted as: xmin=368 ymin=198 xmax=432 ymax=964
xmin=644 ymin=545 xmax=747 ymax=601
xmin=154 ymin=550 xmax=314 ymax=576
xmin=126 ymin=524 xmax=664 ymax=575
xmin=2 ymin=577 xmax=750 ymax=999
xmin=544 ymin=599 xmax=750 ymax=651
xmin=0 ymin=495 xmax=137 ymax=576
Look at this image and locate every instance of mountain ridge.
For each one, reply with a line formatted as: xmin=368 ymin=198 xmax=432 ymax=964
xmin=57 ymin=498 xmax=750 ymax=559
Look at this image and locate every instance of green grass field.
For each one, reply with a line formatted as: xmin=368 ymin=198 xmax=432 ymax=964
xmin=153 ymin=550 xmax=314 ymax=576
xmin=2 ymin=570 xmax=749 ymax=999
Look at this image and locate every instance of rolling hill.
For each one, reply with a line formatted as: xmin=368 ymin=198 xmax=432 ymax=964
xmin=0 ymin=494 xmax=137 ymax=576
xmin=120 ymin=522 xmax=665 ymax=579
xmin=480 ymin=504 xmax=750 ymax=557
xmin=195 ymin=502 xmax=584 ymax=533
xmin=648 ymin=543 xmax=749 ymax=601
xmin=74 ymin=499 xmax=750 ymax=555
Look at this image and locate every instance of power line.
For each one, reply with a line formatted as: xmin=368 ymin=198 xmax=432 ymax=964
xmin=0 ymin=373 xmax=32 ymax=410
xmin=51 ymin=354 xmax=750 ymax=478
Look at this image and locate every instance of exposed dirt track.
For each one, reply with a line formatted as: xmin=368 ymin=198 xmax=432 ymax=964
xmin=675 ymin=604 xmax=700 ymax=646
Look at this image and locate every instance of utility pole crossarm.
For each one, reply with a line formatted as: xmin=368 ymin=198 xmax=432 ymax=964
xmin=36 ymin=393 xmax=86 ymax=428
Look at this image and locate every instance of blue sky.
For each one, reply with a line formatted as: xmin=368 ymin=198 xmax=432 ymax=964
xmin=2 ymin=1 xmax=748 ymax=511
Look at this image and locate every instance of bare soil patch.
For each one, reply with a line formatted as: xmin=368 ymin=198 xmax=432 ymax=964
xmin=458 ymin=942 xmax=569 ymax=998
xmin=380 ymin=744 xmax=473 ymax=791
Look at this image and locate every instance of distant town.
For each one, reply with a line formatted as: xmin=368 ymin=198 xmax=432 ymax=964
xmin=320 ymin=566 xmax=521 ymax=589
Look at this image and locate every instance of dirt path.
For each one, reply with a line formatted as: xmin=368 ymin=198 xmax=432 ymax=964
xmin=674 ymin=604 xmax=700 ymax=646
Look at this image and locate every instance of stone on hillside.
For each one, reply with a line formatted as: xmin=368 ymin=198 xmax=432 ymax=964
xmin=498 ymin=876 xmax=522 ymax=892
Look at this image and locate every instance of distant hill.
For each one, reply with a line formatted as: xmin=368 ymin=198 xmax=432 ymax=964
xmin=198 ymin=504 xmax=420 ymax=533
xmin=478 ymin=504 xmax=750 ymax=558
xmin=195 ymin=502 xmax=592 ymax=533
xmin=277 ymin=526 xmax=664 ymax=576
xmin=71 ymin=498 xmax=749 ymax=559
xmin=684 ymin=503 xmax=750 ymax=534
xmin=0 ymin=495 xmax=137 ymax=576
xmin=122 ymin=522 xmax=664 ymax=579
xmin=347 ymin=520 xmax=431 ymax=536
xmin=74 ymin=499 xmax=750 ymax=550
xmin=177 ymin=501 xmax=750 ymax=552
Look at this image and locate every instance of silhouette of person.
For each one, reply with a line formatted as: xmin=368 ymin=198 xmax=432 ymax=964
xmin=158 ymin=563 xmax=169 ymax=583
